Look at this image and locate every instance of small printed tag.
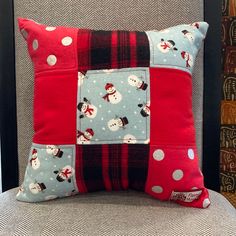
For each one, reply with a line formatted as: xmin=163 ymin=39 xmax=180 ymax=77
xmin=170 ymin=190 xmax=202 ymax=202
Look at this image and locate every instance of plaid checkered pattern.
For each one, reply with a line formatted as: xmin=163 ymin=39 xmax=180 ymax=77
xmin=75 ymin=144 xmax=149 ymax=192
xmin=77 ymin=29 xmax=150 ymax=71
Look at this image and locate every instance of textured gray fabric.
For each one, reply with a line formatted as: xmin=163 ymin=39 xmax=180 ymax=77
xmin=14 ymin=0 xmax=204 ymax=183
xmin=0 ymin=188 xmax=235 ymax=236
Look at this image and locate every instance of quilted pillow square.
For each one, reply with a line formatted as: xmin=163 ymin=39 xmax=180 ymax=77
xmin=17 ymin=18 xmax=210 ymax=208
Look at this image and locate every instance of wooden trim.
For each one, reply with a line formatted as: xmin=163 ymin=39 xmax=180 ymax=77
xmin=203 ymin=0 xmax=222 ymax=192
xmin=0 ymin=0 xmax=19 ymax=191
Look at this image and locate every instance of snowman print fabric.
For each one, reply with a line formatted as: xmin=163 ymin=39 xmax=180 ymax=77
xmin=77 ymin=68 xmax=150 ymax=145
xmin=17 ymin=18 xmax=210 ymax=208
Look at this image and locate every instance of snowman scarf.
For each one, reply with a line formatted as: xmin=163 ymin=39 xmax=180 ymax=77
xmin=185 ymin=54 xmax=191 ymax=67
xmin=103 ymin=91 xmax=116 ymax=102
xmin=61 ymin=169 xmax=72 ymax=178
xmin=84 ymin=105 xmax=94 ymax=115
xmin=161 ymin=42 xmax=171 ymax=50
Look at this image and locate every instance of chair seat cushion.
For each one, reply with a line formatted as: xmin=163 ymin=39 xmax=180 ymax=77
xmin=0 ymin=188 xmax=235 ymax=235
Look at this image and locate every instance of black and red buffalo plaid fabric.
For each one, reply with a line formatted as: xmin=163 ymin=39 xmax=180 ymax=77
xmin=77 ymin=29 xmax=150 ymax=71
xmin=76 ymin=144 xmax=150 ymax=193
xmin=76 ymin=29 xmax=150 ymax=193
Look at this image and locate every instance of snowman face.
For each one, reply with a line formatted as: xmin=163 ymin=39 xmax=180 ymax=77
xmin=183 ymin=53 xmax=188 ymax=60
xmin=84 ymin=131 xmax=92 ymax=140
xmin=184 ymin=53 xmax=193 ymax=61
xmin=77 ymin=136 xmax=90 ymax=144
xmin=107 ymin=86 xmax=116 ymax=93
xmin=46 ymin=145 xmax=56 ymax=155
xmin=32 ymin=152 xmax=37 ymax=159
xmin=185 ymin=33 xmax=194 ymax=43
xmin=157 ymin=41 xmax=172 ymax=53
xmin=143 ymin=106 xmax=150 ymax=116
xmin=137 ymin=80 xmax=143 ymax=88
xmin=108 ymin=118 xmax=120 ymax=131
xmin=58 ymin=172 xmax=67 ymax=180
xmin=81 ymin=104 xmax=88 ymax=113
xmin=117 ymin=118 xmax=123 ymax=127
xmin=191 ymin=22 xmax=199 ymax=28
xmin=78 ymin=72 xmax=85 ymax=87
xmin=78 ymin=72 xmax=85 ymax=80
xmin=31 ymin=158 xmax=40 ymax=170
xmin=46 ymin=145 xmax=60 ymax=156
xmin=29 ymin=183 xmax=42 ymax=194
xmin=16 ymin=186 xmax=24 ymax=197
xmin=128 ymin=75 xmax=140 ymax=87
xmin=59 ymin=166 xmax=74 ymax=180
xmin=123 ymin=134 xmax=137 ymax=144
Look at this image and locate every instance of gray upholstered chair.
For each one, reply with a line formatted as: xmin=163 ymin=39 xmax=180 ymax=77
xmin=0 ymin=0 xmax=236 ymax=235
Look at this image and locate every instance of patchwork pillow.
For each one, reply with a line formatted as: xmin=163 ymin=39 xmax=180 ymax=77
xmin=17 ymin=18 xmax=210 ymax=208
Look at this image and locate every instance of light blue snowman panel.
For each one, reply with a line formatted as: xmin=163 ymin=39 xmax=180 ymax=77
xmin=16 ymin=144 xmax=78 ymax=202
xmin=146 ymin=22 xmax=209 ymax=74
xmin=77 ymin=68 xmax=150 ymax=144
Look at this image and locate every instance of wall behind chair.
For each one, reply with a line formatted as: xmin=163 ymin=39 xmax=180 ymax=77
xmin=220 ymin=0 xmax=236 ymax=208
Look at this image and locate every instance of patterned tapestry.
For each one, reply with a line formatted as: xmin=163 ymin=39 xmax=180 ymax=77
xmin=221 ymin=0 xmax=236 ymax=207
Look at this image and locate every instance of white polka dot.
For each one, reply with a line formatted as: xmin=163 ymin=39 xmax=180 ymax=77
xmin=191 ymin=187 xmax=198 ymax=190
xmin=61 ymin=36 xmax=72 ymax=46
xmin=172 ymin=169 xmax=184 ymax=181
xmin=45 ymin=195 xmax=57 ymax=200
xmin=153 ymin=149 xmax=165 ymax=161
xmin=152 ymin=186 xmax=163 ymax=194
xmin=203 ymin=198 xmax=210 ymax=208
xmin=188 ymin=149 xmax=194 ymax=160
xmin=47 ymin=55 xmax=57 ymax=66
xmin=32 ymin=39 xmax=38 ymax=50
xmin=21 ymin=29 xmax=28 ymax=39
xmin=46 ymin=26 xmax=56 ymax=31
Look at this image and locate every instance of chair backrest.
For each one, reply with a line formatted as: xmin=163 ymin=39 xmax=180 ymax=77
xmin=14 ymin=0 xmax=204 ymax=184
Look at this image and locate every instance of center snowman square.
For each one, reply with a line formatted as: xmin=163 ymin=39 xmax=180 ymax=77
xmin=76 ymin=68 xmax=150 ymax=144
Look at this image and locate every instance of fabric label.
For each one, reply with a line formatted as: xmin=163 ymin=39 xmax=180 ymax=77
xmin=170 ymin=190 xmax=202 ymax=202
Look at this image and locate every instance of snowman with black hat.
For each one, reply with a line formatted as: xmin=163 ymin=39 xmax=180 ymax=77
xmin=77 ymin=97 xmax=97 ymax=119
xmin=182 ymin=30 xmax=195 ymax=43
xmin=138 ymin=101 xmax=150 ymax=117
xmin=46 ymin=145 xmax=64 ymax=158
xmin=77 ymin=128 xmax=94 ymax=144
xmin=128 ymin=75 xmax=148 ymax=91
xmin=157 ymin=38 xmax=178 ymax=53
xmin=54 ymin=165 xmax=74 ymax=183
xmin=29 ymin=181 xmax=46 ymax=194
xmin=108 ymin=116 xmax=129 ymax=131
